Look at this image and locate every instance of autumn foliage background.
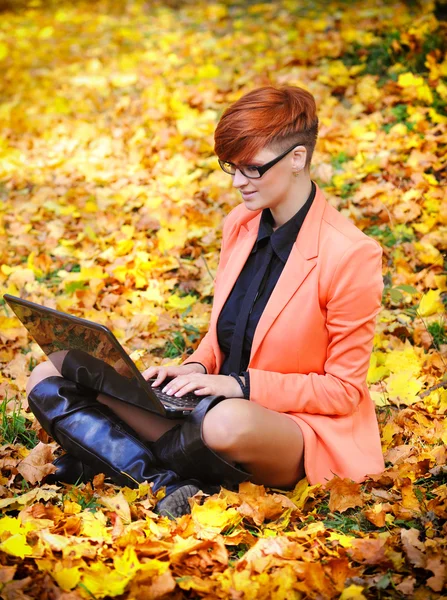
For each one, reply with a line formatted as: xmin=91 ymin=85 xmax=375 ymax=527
xmin=0 ymin=0 xmax=446 ymax=598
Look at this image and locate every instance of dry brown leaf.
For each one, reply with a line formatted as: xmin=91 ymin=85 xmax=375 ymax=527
xmin=0 ymin=565 xmax=17 ymax=584
xmin=16 ymin=442 xmax=57 ymax=485
xmin=401 ymin=528 xmax=426 ymax=568
xmin=348 ymin=537 xmax=389 ymax=566
xmin=384 ymin=444 xmax=415 ymax=465
xmin=326 ymin=478 xmax=365 ymax=513
xmin=425 ymin=556 xmax=446 ymax=592
xmin=99 ymin=491 xmax=131 ymax=524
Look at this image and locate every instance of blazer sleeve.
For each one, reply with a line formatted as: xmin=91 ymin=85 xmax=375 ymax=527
xmin=248 ymin=239 xmax=384 ymax=416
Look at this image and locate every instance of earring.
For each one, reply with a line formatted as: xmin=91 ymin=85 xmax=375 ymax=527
xmin=293 ymin=171 xmax=299 ymax=177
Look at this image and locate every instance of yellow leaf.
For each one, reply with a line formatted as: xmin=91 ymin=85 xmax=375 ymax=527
xmin=417 ymin=83 xmax=433 ymax=104
xmin=79 ymin=265 xmax=107 ymax=280
xmin=340 ymin=584 xmax=367 ymax=599
xmin=428 ymin=108 xmax=447 ymax=124
xmin=398 ymin=72 xmax=425 ymax=88
xmin=370 ymin=391 xmax=390 ymax=408
xmin=424 ymin=389 xmax=447 ymax=416
xmin=434 ymin=275 xmax=447 ymax=291
xmin=114 ymin=546 xmax=140 ymax=577
xmin=0 ymin=42 xmax=8 ymax=61
xmin=0 ymin=316 xmax=20 ymax=330
xmin=81 ymin=562 xmax=133 ymax=598
xmin=414 ymin=242 xmax=443 ymax=265
xmin=191 ymin=498 xmax=240 ymax=534
xmin=63 ymin=500 xmax=82 ymax=514
xmin=1 ymin=264 xmax=13 ymax=275
xmin=38 ymin=26 xmax=54 ymax=39
xmin=387 ymin=370 xmax=423 ymax=405
xmin=79 ymin=511 xmax=111 ymax=542
xmin=84 ymin=200 xmax=97 ymax=213
xmin=356 ymin=75 xmax=381 ymax=104
xmin=54 ymin=567 xmax=81 ymax=591
xmin=197 ymin=63 xmax=220 ymax=79
xmin=166 ymin=294 xmax=197 ymax=311
xmin=327 ymin=531 xmax=355 ymax=548
xmin=287 ymin=477 xmax=320 ymax=510
xmin=0 ymin=488 xmax=58 ymax=511
xmin=0 ymin=534 xmax=34 ymax=558
xmin=418 ymin=289 xmax=444 ymax=317
xmin=115 ymin=239 xmax=134 ymax=257
xmin=0 ymin=516 xmax=31 ymax=536
xmin=367 ymin=353 xmax=390 ymax=384
xmin=385 ymin=344 xmax=421 ymax=377
xmin=26 ymin=252 xmax=43 ymax=278
xmin=157 ymin=219 xmax=188 ymax=252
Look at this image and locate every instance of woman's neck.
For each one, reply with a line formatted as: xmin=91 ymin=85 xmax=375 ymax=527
xmin=270 ymin=175 xmax=313 ymax=229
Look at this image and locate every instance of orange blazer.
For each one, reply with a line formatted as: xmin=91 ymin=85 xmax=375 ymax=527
xmin=184 ymin=182 xmax=385 ymax=485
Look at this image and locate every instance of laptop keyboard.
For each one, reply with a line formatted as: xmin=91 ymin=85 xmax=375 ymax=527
xmin=149 ymin=381 xmax=200 ymax=409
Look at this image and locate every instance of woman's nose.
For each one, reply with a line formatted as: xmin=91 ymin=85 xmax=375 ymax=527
xmin=232 ymin=169 xmax=249 ymax=188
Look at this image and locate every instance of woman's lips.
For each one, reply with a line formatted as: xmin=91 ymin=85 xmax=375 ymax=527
xmin=241 ymin=190 xmax=257 ymax=199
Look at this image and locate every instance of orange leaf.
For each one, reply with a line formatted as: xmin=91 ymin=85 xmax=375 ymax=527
xmin=326 ymin=478 xmax=365 ymax=513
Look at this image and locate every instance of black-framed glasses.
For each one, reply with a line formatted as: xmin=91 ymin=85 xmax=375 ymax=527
xmin=218 ymin=142 xmax=304 ymax=179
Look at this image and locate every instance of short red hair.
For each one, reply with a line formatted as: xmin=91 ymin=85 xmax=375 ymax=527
xmin=214 ymin=85 xmax=319 ymax=172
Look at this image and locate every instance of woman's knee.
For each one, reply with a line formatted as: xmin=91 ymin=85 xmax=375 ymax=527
xmin=26 ymin=361 xmax=61 ymax=396
xmin=202 ymin=398 xmax=253 ymax=452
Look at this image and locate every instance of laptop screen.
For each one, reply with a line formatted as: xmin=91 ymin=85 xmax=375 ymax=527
xmin=6 ymin=298 xmax=146 ymax=391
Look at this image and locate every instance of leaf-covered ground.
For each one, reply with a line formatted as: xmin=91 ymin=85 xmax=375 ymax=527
xmin=0 ymin=0 xmax=446 ymax=598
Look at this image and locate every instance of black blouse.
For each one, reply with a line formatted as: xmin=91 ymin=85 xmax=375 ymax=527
xmin=217 ymin=180 xmax=316 ymax=382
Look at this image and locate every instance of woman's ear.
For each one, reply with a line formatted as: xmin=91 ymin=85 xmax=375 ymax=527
xmin=291 ymin=146 xmax=307 ymax=172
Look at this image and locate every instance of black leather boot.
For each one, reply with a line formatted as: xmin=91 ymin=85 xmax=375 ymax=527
xmin=56 ymin=349 xmax=251 ymax=489
xmin=45 ymin=453 xmax=96 ymax=485
xmin=28 ymin=376 xmax=186 ymax=491
xmin=152 ymin=395 xmax=251 ymax=489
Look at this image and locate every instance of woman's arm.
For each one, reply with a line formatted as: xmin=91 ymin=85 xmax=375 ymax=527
xmin=248 ymin=239 xmax=383 ymax=416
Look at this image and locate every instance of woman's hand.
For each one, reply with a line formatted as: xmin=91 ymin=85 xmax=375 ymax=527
xmin=155 ymin=372 xmax=244 ymax=399
xmin=142 ymin=363 xmax=205 ymax=387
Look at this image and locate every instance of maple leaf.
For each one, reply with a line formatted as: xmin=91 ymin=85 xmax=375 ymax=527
xmin=16 ymin=442 xmax=57 ymax=485
xmin=418 ymin=289 xmax=444 ymax=317
xmin=326 ymin=478 xmax=365 ymax=513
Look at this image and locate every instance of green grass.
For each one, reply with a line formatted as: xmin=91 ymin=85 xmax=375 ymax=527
xmin=426 ymin=320 xmax=447 ymax=349
xmin=0 ymin=395 xmax=39 ymax=448
xmin=163 ymin=324 xmax=201 ymax=358
xmin=340 ymin=26 xmax=446 ymax=87
xmin=164 ymin=331 xmax=187 ymax=358
xmin=364 ymin=224 xmax=415 ymax=248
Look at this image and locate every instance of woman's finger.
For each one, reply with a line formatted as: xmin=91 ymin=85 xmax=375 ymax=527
xmin=152 ymin=368 xmax=168 ymax=387
xmin=162 ymin=374 xmax=195 ymax=394
xmin=142 ymin=366 xmax=158 ymax=380
xmin=194 ymin=387 xmax=212 ymax=395
xmin=167 ymin=378 xmax=204 ymax=397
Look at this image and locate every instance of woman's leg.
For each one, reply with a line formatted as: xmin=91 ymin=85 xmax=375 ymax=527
xmin=202 ymin=398 xmax=305 ymax=489
xmin=27 ymin=364 xmax=304 ymax=488
xmin=26 ymin=361 xmax=182 ymax=442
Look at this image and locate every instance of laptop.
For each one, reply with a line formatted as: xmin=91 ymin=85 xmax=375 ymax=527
xmin=3 ymin=294 xmax=201 ymax=419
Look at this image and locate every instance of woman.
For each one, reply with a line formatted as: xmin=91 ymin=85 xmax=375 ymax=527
xmin=26 ymin=85 xmax=385 ymax=517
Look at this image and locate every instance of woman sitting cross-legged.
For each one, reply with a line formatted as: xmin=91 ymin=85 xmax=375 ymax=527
xmin=26 ymin=85 xmax=385 ymax=518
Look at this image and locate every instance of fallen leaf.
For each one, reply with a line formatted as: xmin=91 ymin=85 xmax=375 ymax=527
xmin=326 ymin=478 xmax=365 ymax=513
xmin=17 ymin=442 xmax=57 ymax=485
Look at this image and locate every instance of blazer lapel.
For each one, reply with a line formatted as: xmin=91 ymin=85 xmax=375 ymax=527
xmin=249 ymin=185 xmax=327 ymax=364
xmin=209 ymin=219 xmax=260 ymax=328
